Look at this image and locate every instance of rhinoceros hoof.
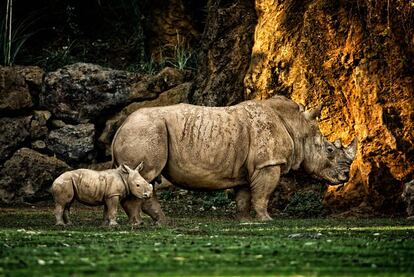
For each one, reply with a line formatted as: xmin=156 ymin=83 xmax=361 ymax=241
xmin=131 ymin=221 xmax=144 ymax=226
xmin=256 ymin=215 xmax=273 ymax=221
xmin=238 ymin=215 xmax=254 ymax=222
xmin=108 ymin=221 xmax=119 ymax=227
xmin=55 ymin=222 xmax=66 ymax=226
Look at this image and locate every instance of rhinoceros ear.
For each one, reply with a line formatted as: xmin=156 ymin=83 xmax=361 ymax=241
xmin=345 ymin=138 xmax=358 ymax=160
xmin=135 ymin=161 xmax=144 ymax=172
xmin=334 ymin=139 xmax=342 ymax=149
xmin=304 ymin=104 xmax=323 ymax=121
xmin=121 ymin=164 xmax=133 ymax=174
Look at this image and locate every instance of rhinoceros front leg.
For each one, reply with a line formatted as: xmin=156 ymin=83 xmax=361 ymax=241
xmin=121 ymin=197 xmax=143 ymax=226
xmin=105 ymin=196 xmax=120 ymax=226
xmin=250 ymin=166 xmax=281 ymax=221
xmin=235 ymin=186 xmax=252 ymax=221
xmin=142 ymin=195 xmax=167 ymax=225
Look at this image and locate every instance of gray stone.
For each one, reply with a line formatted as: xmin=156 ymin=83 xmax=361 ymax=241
xmin=51 ymin=119 xmax=66 ymax=128
xmin=29 ymin=110 xmax=51 ymax=139
xmin=0 ymin=116 xmax=31 ymax=163
xmin=47 ymin=123 xmax=95 ymax=163
xmin=40 ymin=63 xmax=190 ymax=123
xmin=0 ymin=67 xmax=33 ymax=112
xmin=0 ymin=148 xmax=70 ymax=203
xmin=31 ymin=140 xmax=47 ymax=150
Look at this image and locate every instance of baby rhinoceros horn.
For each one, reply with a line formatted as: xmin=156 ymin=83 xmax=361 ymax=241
xmin=334 ymin=139 xmax=342 ymax=149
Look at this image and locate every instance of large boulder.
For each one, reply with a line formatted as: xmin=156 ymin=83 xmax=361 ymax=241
xmin=0 ymin=116 xmax=31 ymax=163
xmin=40 ymin=63 xmax=191 ymax=123
xmin=0 ymin=67 xmax=33 ymax=112
xmin=99 ymin=82 xmax=192 ymax=155
xmin=47 ymin=123 xmax=95 ymax=163
xmin=0 ymin=148 xmax=70 ymax=203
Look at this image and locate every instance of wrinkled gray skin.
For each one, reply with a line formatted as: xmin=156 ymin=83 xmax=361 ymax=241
xmin=51 ymin=163 xmax=153 ymax=226
xmin=402 ymin=180 xmax=414 ymax=220
xmin=112 ymin=96 xmax=357 ymax=221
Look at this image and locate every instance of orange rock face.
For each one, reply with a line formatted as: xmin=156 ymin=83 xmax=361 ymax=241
xmin=245 ymin=0 xmax=414 ymax=213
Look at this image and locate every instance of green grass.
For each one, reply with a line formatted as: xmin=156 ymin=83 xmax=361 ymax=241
xmin=0 ymin=206 xmax=413 ymax=276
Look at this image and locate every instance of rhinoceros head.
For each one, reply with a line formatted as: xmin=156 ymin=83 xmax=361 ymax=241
xmin=120 ymin=162 xmax=153 ymax=199
xmin=302 ymin=106 xmax=357 ymax=184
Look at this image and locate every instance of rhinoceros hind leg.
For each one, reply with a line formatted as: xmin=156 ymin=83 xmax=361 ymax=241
xmin=63 ymin=206 xmax=72 ymax=225
xmin=235 ymin=186 xmax=252 ymax=221
xmin=142 ymin=194 xmax=167 ymax=225
xmin=54 ymin=204 xmax=65 ymax=226
xmin=250 ymin=166 xmax=281 ymax=221
xmin=121 ymin=197 xmax=143 ymax=226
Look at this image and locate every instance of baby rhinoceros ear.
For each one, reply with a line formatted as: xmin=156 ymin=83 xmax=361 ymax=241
xmin=121 ymin=164 xmax=133 ymax=174
xmin=135 ymin=161 xmax=144 ymax=172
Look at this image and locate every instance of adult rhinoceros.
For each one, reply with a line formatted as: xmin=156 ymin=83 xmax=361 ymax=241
xmin=111 ymin=95 xmax=357 ymax=221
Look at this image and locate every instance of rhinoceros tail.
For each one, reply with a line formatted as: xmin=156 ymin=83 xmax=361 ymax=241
xmin=110 ymin=121 xmax=124 ymax=169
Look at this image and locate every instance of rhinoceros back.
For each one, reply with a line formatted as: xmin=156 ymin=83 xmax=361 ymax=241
xmin=72 ymin=169 xmax=107 ymax=205
xmin=161 ymin=105 xmax=251 ymax=189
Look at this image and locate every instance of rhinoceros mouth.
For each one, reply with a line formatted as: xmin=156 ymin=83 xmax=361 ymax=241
xmin=311 ymin=173 xmax=346 ymax=185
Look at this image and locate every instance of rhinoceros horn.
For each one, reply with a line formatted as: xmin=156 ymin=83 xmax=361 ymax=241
xmin=344 ymin=138 xmax=358 ymax=160
xmin=304 ymin=104 xmax=323 ymax=120
xmin=334 ymin=139 xmax=342 ymax=148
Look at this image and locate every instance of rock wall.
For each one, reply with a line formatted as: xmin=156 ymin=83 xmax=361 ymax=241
xmin=0 ymin=63 xmax=192 ymax=203
xmin=189 ymin=0 xmax=257 ymax=106
xmin=244 ymin=0 xmax=414 ymax=214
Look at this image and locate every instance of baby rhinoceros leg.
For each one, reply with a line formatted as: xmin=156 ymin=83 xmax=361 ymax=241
xmin=51 ymin=177 xmax=75 ymax=226
xmin=105 ymin=196 xmax=120 ymax=227
xmin=121 ymin=197 xmax=143 ymax=227
xmin=102 ymin=205 xmax=109 ymax=226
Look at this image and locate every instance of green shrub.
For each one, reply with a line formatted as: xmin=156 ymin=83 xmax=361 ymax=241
xmin=284 ymin=190 xmax=326 ymax=218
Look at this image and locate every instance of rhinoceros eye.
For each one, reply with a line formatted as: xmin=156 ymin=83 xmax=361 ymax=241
xmin=136 ymin=184 xmax=140 ymax=187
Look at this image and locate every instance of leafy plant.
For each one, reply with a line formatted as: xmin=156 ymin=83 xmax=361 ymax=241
xmin=1 ymin=0 xmax=39 ymax=66
xmin=36 ymin=40 xmax=78 ymax=71
xmin=284 ymin=190 xmax=326 ymax=218
xmin=165 ymin=33 xmax=194 ymax=70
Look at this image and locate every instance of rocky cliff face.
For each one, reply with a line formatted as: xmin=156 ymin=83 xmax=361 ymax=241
xmin=244 ymin=0 xmax=414 ymax=214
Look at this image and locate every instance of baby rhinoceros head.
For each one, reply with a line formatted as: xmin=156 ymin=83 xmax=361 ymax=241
xmin=120 ymin=162 xmax=153 ymax=199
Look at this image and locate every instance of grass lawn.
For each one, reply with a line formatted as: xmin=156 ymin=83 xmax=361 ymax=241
xmin=0 ymin=205 xmax=413 ymax=276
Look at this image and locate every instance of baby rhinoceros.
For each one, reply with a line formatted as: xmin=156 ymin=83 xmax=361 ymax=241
xmin=402 ymin=180 xmax=414 ymax=220
xmin=51 ymin=162 xmax=153 ymax=226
